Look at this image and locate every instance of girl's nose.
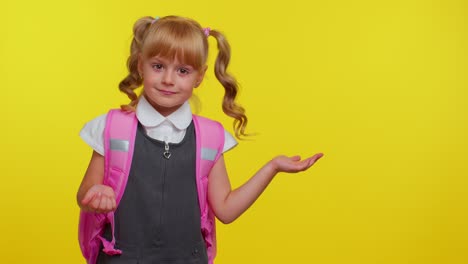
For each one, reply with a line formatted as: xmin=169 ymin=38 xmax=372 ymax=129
xmin=162 ymin=70 xmax=174 ymax=86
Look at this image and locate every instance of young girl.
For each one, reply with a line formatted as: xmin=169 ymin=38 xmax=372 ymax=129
xmin=77 ymin=15 xmax=323 ymax=264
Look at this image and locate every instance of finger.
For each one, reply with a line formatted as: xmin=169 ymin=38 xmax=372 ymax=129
xmin=105 ymin=197 xmax=113 ymax=212
xmin=310 ymin=153 xmax=324 ymax=164
xmin=304 ymin=153 xmax=324 ymax=169
xmin=90 ymin=192 xmax=102 ymax=211
xmin=111 ymin=197 xmax=117 ymax=211
xmin=313 ymin=153 xmax=324 ymax=160
xmin=98 ymin=193 xmax=107 ymax=211
xmin=81 ymin=190 xmax=97 ymax=205
xmin=298 ymin=160 xmax=312 ymax=171
xmin=289 ymin=155 xmax=301 ymax=162
xmin=102 ymin=196 xmax=112 ymax=213
xmin=287 ymin=159 xmax=309 ymax=172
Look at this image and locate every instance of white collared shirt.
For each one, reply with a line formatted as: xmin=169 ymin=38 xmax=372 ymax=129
xmin=79 ymin=96 xmax=237 ymax=156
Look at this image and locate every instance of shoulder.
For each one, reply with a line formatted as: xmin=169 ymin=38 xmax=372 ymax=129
xmin=79 ymin=113 xmax=108 ymax=156
xmin=192 ymin=115 xmax=222 ymax=128
xmin=82 ymin=112 xmax=108 ymax=130
xmin=192 ymin=115 xmax=237 ymax=153
xmin=79 ymin=110 xmax=137 ymax=155
xmin=82 ymin=109 xmax=136 ymax=133
xmin=192 ymin=115 xmax=224 ymax=137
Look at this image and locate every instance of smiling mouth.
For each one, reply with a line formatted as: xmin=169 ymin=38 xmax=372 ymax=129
xmin=157 ymin=89 xmax=177 ymax=95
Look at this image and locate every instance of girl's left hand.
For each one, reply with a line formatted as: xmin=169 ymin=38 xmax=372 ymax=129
xmin=271 ymin=153 xmax=324 ymax=173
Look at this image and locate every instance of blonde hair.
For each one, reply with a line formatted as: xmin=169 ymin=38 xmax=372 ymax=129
xmin=119 ymin=16 xmax=248 ymax=139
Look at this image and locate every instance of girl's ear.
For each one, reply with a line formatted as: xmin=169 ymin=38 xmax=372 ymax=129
xmin=195 ymin=66 xmax=208 ymax=88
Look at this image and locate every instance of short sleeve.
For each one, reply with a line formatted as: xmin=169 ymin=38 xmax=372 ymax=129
xmin=79 ymin=113 xmax=107 ymax=156
xmin=222 ymin=130 xmax=238 ymax=153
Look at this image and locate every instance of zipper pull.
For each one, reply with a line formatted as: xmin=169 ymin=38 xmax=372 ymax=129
xmin=163 ymin=141 xmax=171 ymax=159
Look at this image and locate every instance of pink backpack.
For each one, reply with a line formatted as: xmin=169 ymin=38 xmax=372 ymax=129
xmin=79 ymin=109 xmax=224 ymax=264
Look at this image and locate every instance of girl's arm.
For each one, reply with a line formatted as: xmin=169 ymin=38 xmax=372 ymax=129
xmin=76 ymin=151 xmax=116 ymax=213
xmin=207 ymin=153 xmax=323 ymax=224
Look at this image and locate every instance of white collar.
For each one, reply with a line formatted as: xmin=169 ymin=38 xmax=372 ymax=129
xmin=136 ymin=95 xmax=193 ymax=129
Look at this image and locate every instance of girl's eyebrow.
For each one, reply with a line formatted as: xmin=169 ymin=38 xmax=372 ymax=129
xmin=173 ymin=62 xmax=195 ymax=70
xmin=149 ymin=56 xmax=195 ymax=69
xmin=179 ymin=64 xmax=194 ymax=70
xmin=149 ymin=57 xmax=165 ymax=63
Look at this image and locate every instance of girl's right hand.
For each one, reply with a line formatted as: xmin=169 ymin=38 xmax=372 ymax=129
xmin=80 ymin=184 xmax=117 ymax=213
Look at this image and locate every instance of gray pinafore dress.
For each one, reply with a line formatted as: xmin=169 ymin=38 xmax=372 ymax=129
xmin=97 ymin=121 xmax=208 ymax=264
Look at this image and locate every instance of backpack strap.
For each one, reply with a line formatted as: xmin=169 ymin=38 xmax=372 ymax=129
xmin=100 ymin=109 xmax=138 ymax=255
xmin=192 ymin=115 xmax=225 ymax=264
xmin=103 ymin=109 xmax=138 ymax=204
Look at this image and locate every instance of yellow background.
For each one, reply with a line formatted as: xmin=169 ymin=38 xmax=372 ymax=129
xmin=1 ymin=0 xmax=467 ymax=263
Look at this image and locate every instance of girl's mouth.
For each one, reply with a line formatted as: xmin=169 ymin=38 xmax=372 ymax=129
xmin=158 ymin=89 xmax=177 ymax=95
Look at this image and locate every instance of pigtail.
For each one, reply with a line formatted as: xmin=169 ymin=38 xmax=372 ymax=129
xmin=119 ymin=16 xmax=154 ymax=111
xmin=209 ymin=30 xmax=249 ymax=139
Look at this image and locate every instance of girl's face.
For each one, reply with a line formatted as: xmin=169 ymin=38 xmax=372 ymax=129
xmin=139 ymin=55 xmax=205 ymax=116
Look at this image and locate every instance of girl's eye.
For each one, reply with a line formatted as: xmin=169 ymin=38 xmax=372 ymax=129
xmin=178 ymin=68 xmax=190 ymax=75
xmin=152 ymin=64 xmax=163 ymax=70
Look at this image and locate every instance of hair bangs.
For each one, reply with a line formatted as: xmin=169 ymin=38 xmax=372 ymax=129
xmin=142 ymin=21 xmax=207 ymax=70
